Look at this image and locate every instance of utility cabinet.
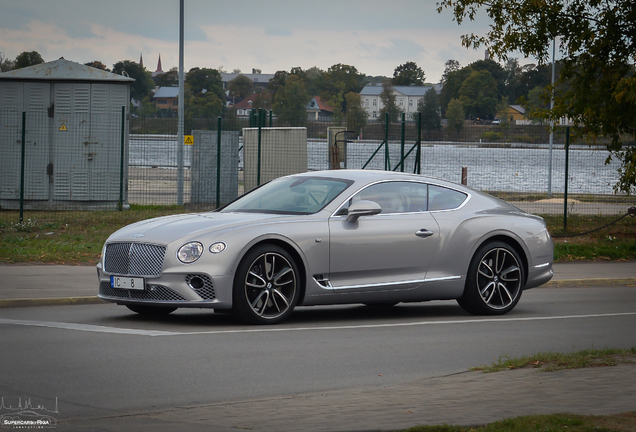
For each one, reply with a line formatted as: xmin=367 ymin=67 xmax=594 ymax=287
xmin=0 ymin=58 xmax=133 ymax=210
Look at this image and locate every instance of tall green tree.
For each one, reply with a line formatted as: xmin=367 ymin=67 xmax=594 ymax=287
xmin=439 ymin=0 xmax=636 ymax=194
xmin=458 ymin=70 xmax=499 ymax=119
xmin=227 ymin=74 xmax=254 ymax=99
xmin=417 ymin=88 xmax=442 ymax=136
xmin=154 ymin=67 xmax=179 ymax=87
xmin=446 ymin=98 xmax=465 ymax=134
xmin=186 ymin=67 xmax=225 ymax=102
xmin=112 ymin=60 xmax=154 ymax=101
xmin=273 ymin=74 xmax=310 ymax=126
xmin=378 ymin=80 xmax=400 ymax=122
xmin=392 ymin=61 xmax=426 ymax=86
xmin=345 ymin=92 xmax=368 ymax=136
xmin=14 ymin=51 xmax=44 ymax=69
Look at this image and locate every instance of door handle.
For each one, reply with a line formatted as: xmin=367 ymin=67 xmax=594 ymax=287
xmin=415 ymin=229 xmax=434 ymax=238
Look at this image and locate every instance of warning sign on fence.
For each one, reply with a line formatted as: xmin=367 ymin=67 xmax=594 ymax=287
xmin=184 ymin=135 xmax=193 ymax=145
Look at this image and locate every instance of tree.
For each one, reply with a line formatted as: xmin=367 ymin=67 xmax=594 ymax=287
xmin=458 ymin=70 xmax=499 ymax=119
xmin=446 ymin=98 xmax=465 ymax=134
xmin=417 ymin=88 xmax=442 ymax=136
xmin=345 ymin=92 xmax=368 ymax=135
xmin=154 ymin=67 xmax=179 ymax=87
xmin=227 ymin=75 xmax=254 ymax=99
xmin=273 ymin=75 xmax=310 ymax=126
xmin=441 ymin=59 xmax=460 ymax=84
xmin=439 ymin=66 xmax=472 ymax=116
xmin=85 ymin=61 xmax=109 ymax=71
xmin=0 ymin=52 xmax=15 ymax=72
xmin=438 ymin=0 xmax=636 ymax=194
xmin=186 ymin=67 xmax=224 ymax=102
xmin=378 ymin=80 xmax=400 ymax=122
xmin=14 ymin=51 xmax=44 ymax=69
xmin=112 ymin=60 xmax=154 ymax=101
xmin=392 ymin=61 xmax=426 ymax=86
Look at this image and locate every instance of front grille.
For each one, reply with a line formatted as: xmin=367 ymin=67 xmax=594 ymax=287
xmin=104 ymin=242 xmax=166 ymax=276
xmin=186 ymin=274 xmax=216 ymax=300
xmin=100 ymin=281 xmax=187 ymax=301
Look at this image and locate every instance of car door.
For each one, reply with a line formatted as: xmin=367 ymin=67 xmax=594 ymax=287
xmin=328 ymin=181 xmax=440 ymax=291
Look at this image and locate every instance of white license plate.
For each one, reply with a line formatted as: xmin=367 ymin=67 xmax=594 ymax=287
xmin=110 ymin=276 xmax=145 ymax=291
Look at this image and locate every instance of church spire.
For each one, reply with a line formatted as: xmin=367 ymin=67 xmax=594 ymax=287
xmin=139 ymin=53 xmax=144 ymax=68
xmin=155 ymin=54 xmax=164 ymax=74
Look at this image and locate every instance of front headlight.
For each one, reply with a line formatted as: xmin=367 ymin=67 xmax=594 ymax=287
xmin=177 ymin=242 xmax=204 ymax=263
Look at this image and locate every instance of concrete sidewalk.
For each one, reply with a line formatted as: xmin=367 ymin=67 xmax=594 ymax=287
xmin=0 ymin=260 xmax=634 ymax=307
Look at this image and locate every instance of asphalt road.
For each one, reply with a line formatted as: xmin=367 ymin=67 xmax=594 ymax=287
xmin=1 ymin=285 xmax=635 ymax=431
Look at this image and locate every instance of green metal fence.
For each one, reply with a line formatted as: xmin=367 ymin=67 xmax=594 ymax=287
xmin=1 ymin=107 xmax=633 ymax=227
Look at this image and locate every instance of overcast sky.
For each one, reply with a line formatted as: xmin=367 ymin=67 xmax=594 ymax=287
xmin=0 ymin=0 xmax=521 ymax=82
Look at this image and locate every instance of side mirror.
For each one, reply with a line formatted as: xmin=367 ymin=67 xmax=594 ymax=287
xmin=346 ymin=200 xmax=382 ymax=223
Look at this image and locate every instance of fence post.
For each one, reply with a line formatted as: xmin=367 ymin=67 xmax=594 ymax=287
xmin=19 ymin=112 xmax=26 ymax=223
xmin=118 ymin=106 xmax=125 ymax=211
xmin=415 ymin=112 xmax=421 ymax=174
xmin=257 ymin=112 xmax=262 ymax=186
xmin=400 ymin=112 xmax=406 ymax=172
xmin=269 ymin=110 xmax=273 ymax=127
xmin=216 ymin=116 xmax=222 ymax=208
xmin=563 ymin=126 xmax=570 ymax=231
xmin=384 ymin=112 xmax=390 ymax=171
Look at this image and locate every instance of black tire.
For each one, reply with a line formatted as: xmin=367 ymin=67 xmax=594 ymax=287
xmin=457 ymin=241 xmax=525 ymax=315
xmin=126 ymin=305 xmax=177 ymax=316
xmin=233 ymin=245 xmax=300 ymax=324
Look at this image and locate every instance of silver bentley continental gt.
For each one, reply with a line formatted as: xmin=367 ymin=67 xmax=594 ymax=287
xmin=97 ymin=170 xmax=553 ymax=324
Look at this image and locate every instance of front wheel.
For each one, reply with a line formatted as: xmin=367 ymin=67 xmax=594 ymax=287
xmin=457 ymin=242 xmax=524 ymax=315
xmin=233 ymin=245 xmax=300 ymax=324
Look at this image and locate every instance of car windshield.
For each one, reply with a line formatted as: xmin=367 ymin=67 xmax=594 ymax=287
xmin=220 ymin=176 xmax=353 ymax=215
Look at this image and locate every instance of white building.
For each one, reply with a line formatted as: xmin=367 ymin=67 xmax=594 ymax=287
xmin=360 ymin=84 xmax=443 ymax=120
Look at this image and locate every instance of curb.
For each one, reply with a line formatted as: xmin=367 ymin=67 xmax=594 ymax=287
xmin=544 ymin=278 xmax=636 ymax=287
xmin=0 ymin=296 xmax=104 ymax=308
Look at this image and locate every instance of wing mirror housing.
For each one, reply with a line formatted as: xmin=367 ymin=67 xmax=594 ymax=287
xmin=346 ymin=200 xmax=382 ymax=223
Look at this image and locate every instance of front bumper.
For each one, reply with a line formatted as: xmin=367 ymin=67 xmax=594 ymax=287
xmin=96 ymin=264 xmax=234 ymax=309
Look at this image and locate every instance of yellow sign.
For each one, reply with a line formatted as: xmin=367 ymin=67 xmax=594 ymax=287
xmin=59 ymin=123 xmax=68 ymax=131
xmin=184 ymin=135 xmax=194 ymax=145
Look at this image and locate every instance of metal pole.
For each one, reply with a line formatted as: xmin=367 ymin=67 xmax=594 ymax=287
xmin=400 ymin=112 xmax=405 ymax=172
xmin=416 ymin=112 xmax=421 ymax=174
xmin=19 ymin=112 xmax=26 ymax=223
xmin=548 ymin=37 xmax=556 ymax=196
xmin=269 ymin=110 xmax=272 ymax=127
xmin=257 ymin=113 xmax=262 ymax=186
xmin=216 ymin=117 xmax=222 ymax=208
xmin=564 ymin=127 xmax=570 ymax=231
xmin=177 ymin=0 xmax=185 ymax=206
xmin=118 ymin=106 xmax=125 ymax=211
xmin=384 ymin=112 xmax=389 ymax=171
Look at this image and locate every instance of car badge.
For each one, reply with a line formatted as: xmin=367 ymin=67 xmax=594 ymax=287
xmin=132 ymin=234 xmax=145 ymax=238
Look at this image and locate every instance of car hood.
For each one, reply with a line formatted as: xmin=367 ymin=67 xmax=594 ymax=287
xmin=107 ymin=212 xmax=297 ymax=245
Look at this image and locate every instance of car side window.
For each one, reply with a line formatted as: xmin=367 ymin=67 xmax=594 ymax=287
xmin=428 ymin=185 xmax=467 ymax=211
xmin=342 ymin=181 xmax=429 ymax=214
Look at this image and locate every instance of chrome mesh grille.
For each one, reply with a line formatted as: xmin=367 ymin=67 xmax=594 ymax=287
xmin=100 ymin=281 xmax=186 ymax=301
xmin=186 ymin=274 xmax=216 ymax=300
xmin=104 ymin=242 xmax=166 ymax=276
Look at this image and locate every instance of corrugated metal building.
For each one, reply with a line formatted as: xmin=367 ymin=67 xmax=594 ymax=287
xmin=0 ymin=58 xmax=134 ymax=210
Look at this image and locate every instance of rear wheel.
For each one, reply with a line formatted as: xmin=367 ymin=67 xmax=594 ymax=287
xmin=233 ymin=245 xmax=300 ymax=324
xmin=457 ymin=242 xmax=524 ymax=315
xmin=126 ymin=305 xmax=177 ymax=316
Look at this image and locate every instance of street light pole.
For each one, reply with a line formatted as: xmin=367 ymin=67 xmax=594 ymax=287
xmin=177 ymin=0 xmax=185 ymax=206
xmin=547 ymin=37 xmax=555 ymax=196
